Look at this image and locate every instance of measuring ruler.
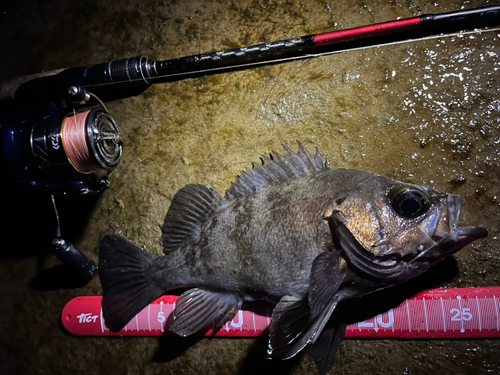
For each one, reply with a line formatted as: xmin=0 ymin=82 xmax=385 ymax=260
xmin=62 ymin=287 xmax=500 ymax=338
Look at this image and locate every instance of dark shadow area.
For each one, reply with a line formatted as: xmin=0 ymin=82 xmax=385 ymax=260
xmin=29 ymin=264 xmax=94 ymax=291
xmin=148 ymin=258 xmax=458 ymax=373
xmin=0 ymin=170 xmax=100 ymax=260
xmin=333 ymin=256 xmax=459 ymax=326
xmin=0 ymin=166 xmax=55 ymax=259
xmin=238 ymin=337 xmax=303 ymax=375
xmin=153 ymin=335 xmax=203 ymax=363
xmin=152 ymin=296 xmax=275 ymax=367
xmin=238 ymin=257 xmax=458 ymax=373
xmin=0 ymin=137 xmax=101 ymax=289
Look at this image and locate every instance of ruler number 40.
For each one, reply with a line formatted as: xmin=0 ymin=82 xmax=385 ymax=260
xmin=450 ymin=308 xmax=473 ymax=322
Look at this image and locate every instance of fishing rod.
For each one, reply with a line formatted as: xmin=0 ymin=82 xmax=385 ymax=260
xmin=3 ymin=5 xmax=499 ymax=194
xmin=2 ymin=5 xmax=499 ymax=105
xmin=0 ymin=5 xmax=498 ymax=278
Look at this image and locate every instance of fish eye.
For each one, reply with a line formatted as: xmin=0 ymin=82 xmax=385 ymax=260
xmin=390 ymin=185 xmax=430 ymax=219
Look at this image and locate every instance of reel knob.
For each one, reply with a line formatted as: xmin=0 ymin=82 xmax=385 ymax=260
xmin=51 ymin=238 xmax=97 ymax=279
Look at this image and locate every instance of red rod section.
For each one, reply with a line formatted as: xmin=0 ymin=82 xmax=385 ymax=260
xmin=314 ymin=17 xmax=422 ymax=46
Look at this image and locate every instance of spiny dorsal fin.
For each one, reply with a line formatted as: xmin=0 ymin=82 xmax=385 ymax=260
xmin=225 ymin=141 xmax=329 ymax=200
xmin=162 ymin=184 xmax=223 ymax=254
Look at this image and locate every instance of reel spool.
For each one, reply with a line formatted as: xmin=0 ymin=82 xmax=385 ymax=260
xmin=4 ymin=103 xmax=122 ymax=195
xmin=32 ymin=107 xmax=122 ymax=176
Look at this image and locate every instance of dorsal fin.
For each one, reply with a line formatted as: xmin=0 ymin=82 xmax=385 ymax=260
xmin=225 ymin=141 xmax=329 ymax=200
xmin=162 ymin=184 xmax=223 ymax=254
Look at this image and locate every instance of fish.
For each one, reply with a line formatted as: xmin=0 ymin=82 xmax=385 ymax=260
xmin=98 ymin=141 xmax=487 ymax=374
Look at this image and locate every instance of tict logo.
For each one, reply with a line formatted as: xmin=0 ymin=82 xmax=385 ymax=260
xmin=77 ymin=313 xmax=99 ymax=323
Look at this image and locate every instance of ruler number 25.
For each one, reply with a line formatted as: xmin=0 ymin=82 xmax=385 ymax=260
xmin=450 ymin=308 xmax=473 ymax=322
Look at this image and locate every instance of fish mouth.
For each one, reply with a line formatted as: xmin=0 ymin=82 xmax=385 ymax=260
xmin=411 ymin=195 xmax=488 ymax=264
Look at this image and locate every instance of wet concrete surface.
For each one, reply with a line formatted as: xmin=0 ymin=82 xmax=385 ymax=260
xmin=0 ymin=0 xmax=499 ymax=374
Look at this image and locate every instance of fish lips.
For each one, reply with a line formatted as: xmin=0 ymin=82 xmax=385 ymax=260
xmin=411 ymin=194 xmax=488 ymax=264
xmin=411 ymin=225 xmax=488 ymax=264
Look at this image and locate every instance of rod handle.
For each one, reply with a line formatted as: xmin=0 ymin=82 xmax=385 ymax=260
xmin=84 ymin=56 xmax=156 ymax=86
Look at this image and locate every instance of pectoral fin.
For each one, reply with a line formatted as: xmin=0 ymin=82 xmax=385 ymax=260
xmin=309 ymin=251 xmax=345 ymax=318
xmin=170 ymin=288 xmax=242 ymax=336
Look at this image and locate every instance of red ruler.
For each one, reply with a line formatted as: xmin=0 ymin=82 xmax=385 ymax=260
xmin=62 ymin=287 xmax=500 ymax=338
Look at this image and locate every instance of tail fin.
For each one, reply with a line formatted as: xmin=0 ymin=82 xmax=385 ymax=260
xmin=98 ymin=235 xmax=165 ymax=332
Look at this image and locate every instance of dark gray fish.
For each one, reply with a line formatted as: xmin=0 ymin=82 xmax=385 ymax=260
xmin=99 ymin=142 xmax=487 ymax=374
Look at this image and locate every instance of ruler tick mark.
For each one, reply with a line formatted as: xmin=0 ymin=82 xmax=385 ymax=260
xmin=406 ymin=299 xmax=411 ymax=332
xmin=171 ymin=302 xmax=176 ymax=332
xmin=440 ymin=297 xmax=446 ymax=332
xmin=160 ymin=301 xmax=164 ymax=333
xmin=266 ymin=305 xmax=270 ymax=326
xmin=493 ymin=296 xmax=500 ymax=331
xmin=457 ymin=296 xmax=464 ymax=333
xmin=148 ymin=305 xmax=151 ymax=332
xmin=252 ymin=302 xmax=256 ymax=331
xmin=100 ymin=306 xmax=105 ymax=333
xmin=476 ymin=296 xmax=481 ymax=332
xmin=423 ymin=298 xmax=429 ymax=332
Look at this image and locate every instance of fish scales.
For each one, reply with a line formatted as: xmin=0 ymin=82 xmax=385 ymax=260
xmin=98 ymin=142 xmax=487 ymax=375
xmin=157 ymin=169 xmax=372 ymax=299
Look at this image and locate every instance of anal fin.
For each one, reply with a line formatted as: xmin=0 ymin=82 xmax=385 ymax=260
xmin=170 ymin=288 xmax=242 ymax=336
xmin=267 ymin=295 xmax=311 ymax=359
xmin=308 ymin=323 xmax=347 ymax=375
xmin=268 ymin=251 xmax=346 ymax=361
xmin=267 ymin=295 xmax=340 ymax=360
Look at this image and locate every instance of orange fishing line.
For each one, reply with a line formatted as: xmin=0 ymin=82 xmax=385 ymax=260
xmin=61 ymin=111 xmax=100 ymax=174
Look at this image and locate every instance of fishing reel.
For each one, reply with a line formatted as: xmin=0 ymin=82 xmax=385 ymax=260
xmin=3 ymin=101 xmax=122 ymax=195
xmin=2 ymin=94 xmax=122 ymax=279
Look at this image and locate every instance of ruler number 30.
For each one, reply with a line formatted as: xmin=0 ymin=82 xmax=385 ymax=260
xmin=450 ymin=308 xmax=473 ymax=322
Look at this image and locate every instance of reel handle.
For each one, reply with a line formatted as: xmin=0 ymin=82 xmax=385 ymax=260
xmin=51 ymin=238 xmax=97 ymax=279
